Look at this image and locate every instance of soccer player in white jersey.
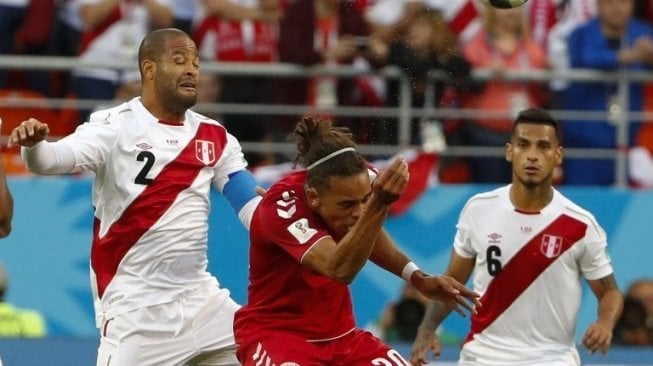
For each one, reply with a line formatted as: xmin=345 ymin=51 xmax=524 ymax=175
xmin=410 ymin=108 xmax=624 ymax=366
xmin=8 ymin=28 xmax=261 ymax=366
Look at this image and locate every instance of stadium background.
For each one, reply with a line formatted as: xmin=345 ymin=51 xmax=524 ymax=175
xmin=1 ymin=176 xmax=652 ymax=364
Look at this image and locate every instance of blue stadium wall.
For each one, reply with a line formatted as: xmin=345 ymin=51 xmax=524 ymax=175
xmin=1 ymin=176 xmax=652 ymax=343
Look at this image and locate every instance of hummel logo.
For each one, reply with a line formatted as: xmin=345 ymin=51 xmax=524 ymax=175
xmin=136 ymin=143 xmax=153 ymax=150
xmin=277 ymin=190 xmax=297 ymax=219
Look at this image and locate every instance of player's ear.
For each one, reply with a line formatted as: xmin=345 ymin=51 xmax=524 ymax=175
xmin=306 ymin=186 xmax=319 ymax=208
xmin=505 ymin=142 xmax=513 ymax=163
xmin=142 ymin=60 xmax=155 ymax=81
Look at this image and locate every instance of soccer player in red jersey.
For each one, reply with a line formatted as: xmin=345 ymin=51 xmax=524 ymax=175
xmin=234 ymin=116 xmax=480 ymax=365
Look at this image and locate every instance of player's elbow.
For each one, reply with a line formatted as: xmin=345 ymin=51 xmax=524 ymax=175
xmin=326 ymin=265 xmax=357 ymax=284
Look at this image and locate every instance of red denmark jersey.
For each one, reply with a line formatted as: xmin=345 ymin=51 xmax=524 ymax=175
xmin=235 ymin=171 xmax=356 ymax=341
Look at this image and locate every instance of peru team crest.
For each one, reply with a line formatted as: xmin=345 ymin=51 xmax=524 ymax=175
xmin=540 ymin=234 xmax=563 ymax=258
xmin=196 ymin=140 xmax=216 ymax=165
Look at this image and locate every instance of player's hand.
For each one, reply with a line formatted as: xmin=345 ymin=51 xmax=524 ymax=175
xmin=371 ymin=156 xmax=409 ymax=207
xmin=7 ymin=118 xmax=50 ymax=148
xmin=582 ymin=322 xmax=613 ymax=355
xmin=410 ymin=327 xmax=442 ymax=366
xmin=413 ymin=274 xmax=480 ymax=317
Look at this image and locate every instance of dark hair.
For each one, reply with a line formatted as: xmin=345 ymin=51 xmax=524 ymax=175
xmin=138 ymin=28 xmax=190 ymax=74
xmin=289 ymin=117 xmax=367 ymax=190
xmin=512 ymin=108 xmax=563 ymax=144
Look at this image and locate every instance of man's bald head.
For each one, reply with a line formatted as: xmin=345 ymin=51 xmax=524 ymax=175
xmin=138 ymin=28 xmax=190 ymax=75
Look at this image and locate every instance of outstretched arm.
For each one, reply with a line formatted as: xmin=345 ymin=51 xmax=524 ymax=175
xmin=410 ymin=251 xmax=475 ymax=366
xmin=583 ymin=274 xmax=623 ymax=355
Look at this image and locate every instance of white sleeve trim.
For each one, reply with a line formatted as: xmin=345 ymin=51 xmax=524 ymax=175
xmin=21 ymin=141 xmax=76 ymax=175
xmin=237 ymin=196 xmax=262 ymax=230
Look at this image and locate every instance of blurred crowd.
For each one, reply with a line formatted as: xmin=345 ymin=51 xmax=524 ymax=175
xmin=1 ymin=0 xmax=653 ymax=186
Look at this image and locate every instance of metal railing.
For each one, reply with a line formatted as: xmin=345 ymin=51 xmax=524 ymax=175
xmin=1 ymin=55 xmax=652 ymax=186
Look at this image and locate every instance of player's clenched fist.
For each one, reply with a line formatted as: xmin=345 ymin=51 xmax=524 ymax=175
xmin=371 ymin=156 xmax=409 ymax=206
xmin=7 ymin=118 xmax=50 ymax=148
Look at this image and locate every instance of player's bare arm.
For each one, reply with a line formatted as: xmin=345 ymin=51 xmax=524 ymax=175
xmin=583 ymin=274 xmax=623 ymax=355
xmin=7 ymin=118 xmax=50 ymax=148
xmin=302 ymin=157 xmax=408 ymax=283
xmin=410 ymin=301 xmax=449 ymax=366
xmin=410 ymin=252 xmax=476 ymax=365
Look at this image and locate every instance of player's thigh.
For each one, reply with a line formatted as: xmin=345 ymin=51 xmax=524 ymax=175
xmin=236 ymin=330 xmax=329 ymax=366
xmin=338 ymin=329 xmax=411 ymax=366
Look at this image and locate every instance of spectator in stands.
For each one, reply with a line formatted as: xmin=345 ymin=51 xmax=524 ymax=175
xmin=0 ymin=263 xmax=46 ymax=338
xmin=194 ymin=0 xmax=281 ymax=167
xmin=612 ymin=296 xmax=653 ymax=346
xmin=627 ymin=278 xmax=653 ymax=321
xmin=72 ymin=0 xmax=174 ymax=123
xmin=542 ymin=0 xmax=596 ymax=108
xmin=48 ymin=0 xmax=84 ymax=98
xmin=171 ymin=0 xmax=201 ymax=33
xmin=613 ymin=278 xmax=653 ymax=346
xmin=374 ymin=6 xmax=475 ymax=148
xmin=563 ymin=0 xmax=653 ymax=186
xmin=366 ymin=283 xmax=429 ymax=343
xmin=459 ymin=4 xmax=549 ymax=183
xmin=272 ymin=0 xmax=377 ymax=147
xmin=0 ymin=0 xmax=29 ymax=88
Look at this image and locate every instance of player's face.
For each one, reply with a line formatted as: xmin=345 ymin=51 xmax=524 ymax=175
xmin=310 ymin=172 xmax=371 ymax=237
xmin=154 ymin=36 xmax=200 ymax=113
xmin=506 ymin=123 xmax=562 ymax=188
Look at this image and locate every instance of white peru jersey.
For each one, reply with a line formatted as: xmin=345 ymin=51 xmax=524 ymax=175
xmin=58 ymin=97 xmax=248 ymax=325
xmin=454 ymin=185 xmax=613 ymax=366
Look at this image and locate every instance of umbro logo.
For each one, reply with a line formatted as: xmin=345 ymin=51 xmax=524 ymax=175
xmin=487 ymin=232 xmax=502 ymax=244
xmin=136 ymin=143 xmax=153 ymax=150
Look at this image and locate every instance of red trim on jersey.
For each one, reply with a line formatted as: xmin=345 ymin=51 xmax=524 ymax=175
xmin=463 ymin=214 xmax=587 ymax=345
xmin=91 ymin=123 xmax=228 ymax=299
xmin=158 ymin=120 xmax=183 ymax=126
xmin=513 ymin=208 xmax=541 ymax=215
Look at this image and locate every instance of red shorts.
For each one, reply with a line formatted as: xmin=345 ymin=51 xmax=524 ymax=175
xmin=235 ymin=328 xmax=410 ymax=366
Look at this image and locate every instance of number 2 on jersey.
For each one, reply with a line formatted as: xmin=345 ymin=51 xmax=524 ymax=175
xmin=135 ymin=151 xmax=155 ymax=185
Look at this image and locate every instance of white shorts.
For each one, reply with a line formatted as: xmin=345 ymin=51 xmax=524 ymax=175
xmin=96 ymin=288 xmax=240 ymax=366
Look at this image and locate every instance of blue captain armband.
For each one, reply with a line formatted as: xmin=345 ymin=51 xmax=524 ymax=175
xmin=223 ymin=170 xmax=259 ymax=212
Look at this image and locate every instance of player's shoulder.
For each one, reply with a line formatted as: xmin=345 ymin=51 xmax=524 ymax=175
xmin=261 ymin=172 xmax=306 ymax=208
xmin=86 ymin=100 xmax=134 ymax=130
xmin=186 ymin=109 xmax=224 ymax=128
xmin=464 ymin=185 xmax=507 ymax=210
xmin=555 ymin=190 xmax=600 ymax=226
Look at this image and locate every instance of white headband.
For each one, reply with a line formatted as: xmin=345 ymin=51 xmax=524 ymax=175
xmin=306 ymin=147 xmax=357 ymax=170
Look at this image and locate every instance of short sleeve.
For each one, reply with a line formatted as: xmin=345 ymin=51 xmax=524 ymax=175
xmin=453 ymin=205 xmax=476 ymax=259
xmin=257 ymin=190 xmax=331 ymax=263
xmin=578 ymin=220 xmax=613 ymax=281
xmin=212 ymin=132 xmax=249 ymax=191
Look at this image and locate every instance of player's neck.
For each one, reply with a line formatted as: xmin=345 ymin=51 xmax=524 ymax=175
xmin=141 ymin=95 xmax=185 ymax=124
xmin=509 ymin=184 xmax=553 ymax=213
